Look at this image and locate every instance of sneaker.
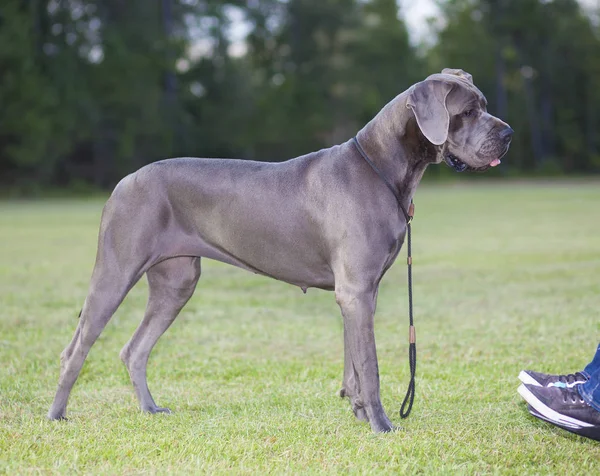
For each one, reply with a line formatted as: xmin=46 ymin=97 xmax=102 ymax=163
xmin=518 ymin=383 xmax=600 ymax=441
xmin=518 ymin=370 xmax=587 ymax=388
xmin=526 ymin=404 xmax=600 ymax=441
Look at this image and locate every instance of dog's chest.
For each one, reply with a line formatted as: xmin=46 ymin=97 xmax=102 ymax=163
xmin=380 ymin=227 xmax=407 ymax=275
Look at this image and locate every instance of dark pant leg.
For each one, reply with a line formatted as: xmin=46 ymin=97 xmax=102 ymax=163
xmin=579 ymin=343 xmax=600 ymax=412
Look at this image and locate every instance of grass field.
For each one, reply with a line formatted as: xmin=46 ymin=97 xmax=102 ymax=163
xmin=1 ymin=181 xmax=599 ymax=473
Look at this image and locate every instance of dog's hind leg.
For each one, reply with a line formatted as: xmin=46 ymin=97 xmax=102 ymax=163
xmin=47 ymin=258 xmax=145 ymax=420
xmin=48 ymin=186 xmax=160 ymax=421
xmin=120 ymin=256 xmax=201 ymax=414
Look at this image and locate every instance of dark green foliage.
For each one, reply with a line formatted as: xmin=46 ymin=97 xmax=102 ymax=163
xmin=431 ymin=0 xmax=600 ymax=174
xmin=0 ymin=0 xmax=599 ymax=190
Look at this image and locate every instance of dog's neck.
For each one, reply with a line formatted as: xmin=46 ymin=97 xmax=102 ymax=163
xmin=355 ymin=93 xmax=443 ymax=203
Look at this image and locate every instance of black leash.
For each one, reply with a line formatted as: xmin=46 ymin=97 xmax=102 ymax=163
xmin=352 ymin=137 xmax=416 ymax=419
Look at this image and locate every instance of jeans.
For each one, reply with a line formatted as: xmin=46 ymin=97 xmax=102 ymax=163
xmin=579 ymin=343 xmax=600 ymax=413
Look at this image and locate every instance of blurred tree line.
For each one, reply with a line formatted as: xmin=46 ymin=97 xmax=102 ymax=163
xmin=1 ymin=0 xmax=599 ymax=190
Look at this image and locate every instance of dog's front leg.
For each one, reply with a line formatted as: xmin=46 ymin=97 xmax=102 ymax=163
xmin=340 ymin=323 xmax=368 ymax=423
xmin=336 ymin=286 xmax=394 ymax=433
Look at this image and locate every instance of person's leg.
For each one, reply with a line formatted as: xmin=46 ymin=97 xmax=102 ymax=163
xmin=579 ymin=346 xmax=600 ymax=413
xmin=582 ymin=343 xmax=600 ymax=378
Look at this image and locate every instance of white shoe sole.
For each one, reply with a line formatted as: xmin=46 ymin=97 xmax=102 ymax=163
xmin=527 ymin=404 xmax=582 ymax=430
xmin=518 ymin=370 xmax=584 ymax=388
xmin=517 ymin=384 xmax=594 ymax=428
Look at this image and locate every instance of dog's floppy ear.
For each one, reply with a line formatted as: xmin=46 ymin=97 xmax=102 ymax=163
xmin=406 ymin=80 xmax=454 ymax=146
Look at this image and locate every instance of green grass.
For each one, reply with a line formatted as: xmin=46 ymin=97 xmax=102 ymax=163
xmin=1 ymin=181 xmax=599 ymax=474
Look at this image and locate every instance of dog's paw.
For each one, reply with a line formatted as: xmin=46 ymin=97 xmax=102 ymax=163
xmin=47 ymin=414 xmax=68 ymax=421
xmin=144 ymin=406 xmax=172 ymax=415
xmin=47 ymin=409 xmax=68 ymax=421
xmin=374 ymin=424 xmax=399 ymax=434
xmin=369 ymin=414 xmax=396 ymax=433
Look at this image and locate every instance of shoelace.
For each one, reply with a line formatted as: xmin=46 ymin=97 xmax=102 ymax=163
xmin=563 ymin=388 xmax=586 ymax=405
xmin=558 ymin=372 xmax=587 ymax=385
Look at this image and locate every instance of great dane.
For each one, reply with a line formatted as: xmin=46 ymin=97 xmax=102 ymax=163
xmin=48 ymin=69 xmax=513 ymax=432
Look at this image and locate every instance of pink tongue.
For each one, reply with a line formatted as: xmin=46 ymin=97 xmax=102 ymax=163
xmin=490 ymin=159 xmax=501 ymax=167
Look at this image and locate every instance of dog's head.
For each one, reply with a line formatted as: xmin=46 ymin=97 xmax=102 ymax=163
xmin=406 ymin=68 xmax=513 ymax=172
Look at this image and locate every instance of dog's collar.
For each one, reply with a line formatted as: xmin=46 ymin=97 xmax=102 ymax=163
xmin=352 ymin=137 xmax=413 ymax=224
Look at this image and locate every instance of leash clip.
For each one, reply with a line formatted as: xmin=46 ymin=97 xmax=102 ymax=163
xmin=406 ymin=202 xmax=415 ymax=225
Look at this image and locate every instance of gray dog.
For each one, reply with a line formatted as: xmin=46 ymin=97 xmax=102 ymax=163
xmin=48 ymin=69 xmax=512 ymax=432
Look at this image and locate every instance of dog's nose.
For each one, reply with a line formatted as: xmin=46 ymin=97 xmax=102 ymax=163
xmin=500 ymin=127 xmax=514 ymax=141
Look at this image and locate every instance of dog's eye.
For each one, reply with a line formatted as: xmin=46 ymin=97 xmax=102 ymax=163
xmin=463 ymin=109 xmax=474 ymax=118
